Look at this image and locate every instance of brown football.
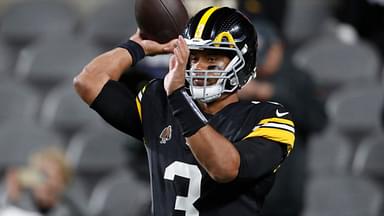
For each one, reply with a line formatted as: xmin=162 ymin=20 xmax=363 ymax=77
xmin=135 ymin=0 xmax=189 ymax=43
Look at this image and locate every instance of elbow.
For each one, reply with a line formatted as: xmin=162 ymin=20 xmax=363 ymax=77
xmin=73 ymin=69 xmax=88 ymax=95
xmin=73 ymin=66 xmax=96 ymax=104
xmin=209 ymin=160 xmax=240 ymax=183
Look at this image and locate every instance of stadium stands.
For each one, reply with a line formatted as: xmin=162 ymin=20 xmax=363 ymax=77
xmin=0 ymin=119 xmax=64 ymax=168
xmin=352 ymin=133 xmax=384 ymax=179
xmin=88 ymin=170 xmax=150 ymax=216
xmin=303 ymin=176 xmax=383 ymax=216
xmin=293 ymin=35 xmax=381 ymax=90
xmin=0 ymin=39 xmax=15 ymax=78
xmin=0 ymin=0 xmax=78 ymax=46
xmin=0 ymin=79 xmax=40 ymax=124
xmin=67 ymin=126 xmax=131 ymax=174
xmin=326 ymin=84 xmax=384 ymax=140
xmin=0 ymin=0 xmax=383 ymax=215
xmin=302 ymin=176 xmax=383 ymax=216
xmin=283 ymin=0 xmax=332 ymax=44
xmin=40 ymin=81 xmax=102 ymax=138
xmin=14 ymin=34 xmax=100 ymax=92
xmin=307 ymin=130 xmax=353 ymax=176
xmin=81 ymin=0 xmax=137 ymax=50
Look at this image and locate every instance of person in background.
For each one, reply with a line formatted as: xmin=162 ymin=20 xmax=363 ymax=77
xmin=334 ymin=0 xmax=384 ymax=59
xmin=238 ymin=20 xmax=327 ymax=216
xmin=0 ymin=147 xmax=74 ymax=216
xmin=238 ymin=0 xmax=287 ymax=32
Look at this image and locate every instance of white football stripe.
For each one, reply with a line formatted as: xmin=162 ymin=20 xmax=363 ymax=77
xmin=262 ymin=122 xmax=295 ymax=133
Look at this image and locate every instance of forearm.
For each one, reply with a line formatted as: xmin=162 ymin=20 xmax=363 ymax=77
xmin=187 ymin=126 xmax=240 ymax=183
xmin=74 ymin=48 xmax=133 ymax=105
xmin=168 ymin=87 xmax=240 ymax=183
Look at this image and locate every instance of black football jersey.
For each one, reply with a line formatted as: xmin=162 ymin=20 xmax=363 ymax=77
xmin=91 ymin=79 xmax=295 ymax=216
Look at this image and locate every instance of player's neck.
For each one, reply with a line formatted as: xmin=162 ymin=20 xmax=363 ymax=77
xmin=198 ymin=93 xmax=239 ymax=115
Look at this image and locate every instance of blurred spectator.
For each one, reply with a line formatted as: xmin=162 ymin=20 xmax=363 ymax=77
xmin=238 ymin=0 xmax=287 ymax=31
xmin=238 ymin=20 xmax=327 ymax=216
xmin=334 ymin=0 xmax=384 ymax=59
xmin=0 ymin=147 xmax=77 ymax=216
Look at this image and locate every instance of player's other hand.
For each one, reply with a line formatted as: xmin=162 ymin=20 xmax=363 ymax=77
xmin=130 ymin=29 xmax=177 ymax=56
xmin=164 ymin=35 xmax=189 ymax=95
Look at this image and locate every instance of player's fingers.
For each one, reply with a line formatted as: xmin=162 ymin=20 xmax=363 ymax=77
xmin=174 ymin=45 xmax=184 ymax=65
xmin=178 ymin=35 xmax=188 ymax=49
xmin=169 ymin=55 xmax=177 ymax=69
xmin=176 ymin=36 xmax=189 ymax=63
xmin=176 ymin=47 xmax=188 ymax=67
xmin=178 ymin=36 xmax=189 ymax=58
xmin=163 ymin=39 xmax=178 ymax=53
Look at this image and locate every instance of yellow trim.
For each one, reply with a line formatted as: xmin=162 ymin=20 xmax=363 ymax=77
xmin=258 ymin=117 xmax=294 ymax=127
xmin=213 ymin=32 xmax=235 ymax=47
xmin=194 ymin=6 xmax=219 ymax=39
xmin=244 ymin=127 xmax=294 ymax=151
xmin=136 ymin=97 xmax=142 ymax=122
xmin=135 ymin=84 xmax=147 ymax=123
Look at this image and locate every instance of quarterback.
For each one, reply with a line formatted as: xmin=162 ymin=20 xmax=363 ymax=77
xmin=74 ymin=6 xmax=295 ymax=216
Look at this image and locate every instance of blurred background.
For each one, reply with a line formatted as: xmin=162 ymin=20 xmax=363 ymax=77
xmin=0 ymin=0 xmax=382 ymax=215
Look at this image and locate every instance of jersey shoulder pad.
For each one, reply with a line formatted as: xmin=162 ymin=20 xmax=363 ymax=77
xmin=244 ymin=101 xmax=295 ymax=152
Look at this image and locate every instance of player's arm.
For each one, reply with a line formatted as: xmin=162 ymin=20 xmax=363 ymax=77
xmin=74 ymin=30 xmax=176 ymax=105
xmin=165 ymin=38 xmax=293 ymax=183
xmin=186 ymin=126 xmax=241 ymax=182
xmin=176 ymin=106 xmax=293 ymax=183
xmin=164 ymin=37 xmax=240 ymax=182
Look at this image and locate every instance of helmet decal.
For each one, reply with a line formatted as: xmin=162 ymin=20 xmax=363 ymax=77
xmin=213 ymin=32 xmax=235 ymax=47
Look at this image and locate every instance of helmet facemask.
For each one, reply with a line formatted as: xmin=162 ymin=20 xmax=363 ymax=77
xmin=185 ymin=39 xmax=248 ymax=103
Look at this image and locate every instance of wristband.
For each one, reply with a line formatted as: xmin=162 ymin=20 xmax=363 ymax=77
xmin=118 ymin=40 xmax=145 ymax=66
xmin=168 ymin=87 xmax=208 ymax=137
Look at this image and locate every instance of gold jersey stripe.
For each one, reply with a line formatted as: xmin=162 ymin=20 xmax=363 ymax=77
xmin=258 ymin=117 xmax=294 ymax=127
xmin=194 ymin=6 xmax=219 ymax=39
xmin=136 ymin=97 xmax=142 ymax=122
xmin=135 ymin=84 xmax=148 ymax=123
xmin=243 ymin=127 xmax=295 ymax=151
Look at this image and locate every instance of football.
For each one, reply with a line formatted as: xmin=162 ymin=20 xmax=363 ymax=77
xmin=135 ymin=0 xmax=189 ymax=43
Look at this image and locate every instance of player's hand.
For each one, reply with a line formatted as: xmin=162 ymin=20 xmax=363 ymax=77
xmin=164 ymin=36 xmax=189 ymax=95
xmin=130 ymin=29 xmax=177 ymax=56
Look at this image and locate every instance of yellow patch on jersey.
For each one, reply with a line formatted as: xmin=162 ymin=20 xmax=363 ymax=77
xmin=243 ymin=117 xmax=295 ymax=152
xmin=136 ymin=97 xmax=142 ymax=122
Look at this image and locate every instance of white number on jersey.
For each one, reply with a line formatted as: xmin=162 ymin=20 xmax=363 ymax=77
xmin=164 ymin=161 xmax=202 ymax=216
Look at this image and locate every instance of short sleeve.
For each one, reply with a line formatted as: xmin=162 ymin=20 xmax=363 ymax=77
xmin=243 ymin=103 xmax=295 ymax=153
xmin=235 ymin=137 xmax=286 ymax=179
xmin=90 ymin=80 xmax=144 ymax=140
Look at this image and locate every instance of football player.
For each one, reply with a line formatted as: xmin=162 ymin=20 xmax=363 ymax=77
xmin=74 ymin=6 xmax=295 ymax=216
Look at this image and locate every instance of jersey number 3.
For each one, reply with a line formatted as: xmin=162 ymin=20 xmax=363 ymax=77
xmin=164 ymin=161 xmax=202 ymax=216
